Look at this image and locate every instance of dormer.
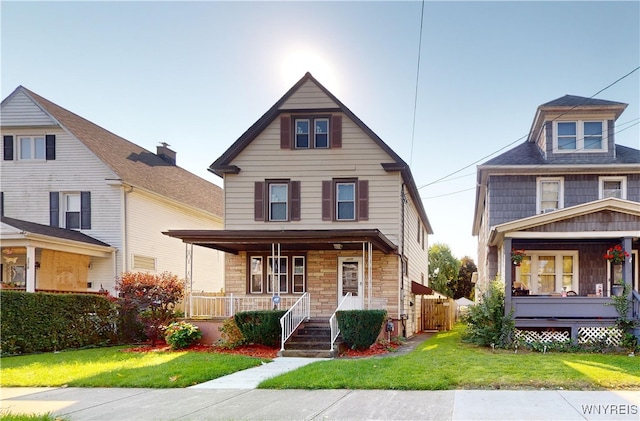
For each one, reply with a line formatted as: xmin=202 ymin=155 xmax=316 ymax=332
xmin=527 ymin=95 xmax=627 ymax=164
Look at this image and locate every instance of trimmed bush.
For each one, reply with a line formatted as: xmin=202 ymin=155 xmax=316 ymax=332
xmin=336 ymin=309 xmax=387 ymax=350
xmin=0 ymin=291 xmax=119 ymax=355
xmin=234 ymin=310 xmax=286 ymax=347
xmin=218 ymin=317 xmax=245 ymax=349
xmin=164 ymin=321 xmax=202 ymax=350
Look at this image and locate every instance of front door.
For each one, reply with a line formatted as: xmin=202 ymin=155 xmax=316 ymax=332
xmin=338 ymin=257 xmax=363 ymax=309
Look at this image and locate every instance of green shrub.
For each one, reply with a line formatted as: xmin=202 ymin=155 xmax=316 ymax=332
xmin=461 ymin=279 xmax=514 ymax=348
xmin=0 ymin=291 xmax=119 ymax=355
xmin=234 ymin=310 xmax=286 ymax=347
xmin=336 ymin=310 xmax=387 ymax=350
xmin=164 ymin=321 xmax=202 ymax=350
xmin=218 ymin=317 xmax=245 ymax=349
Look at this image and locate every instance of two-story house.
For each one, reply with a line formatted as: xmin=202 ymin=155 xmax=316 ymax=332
xmin=1 ymin=86 xmax=225 ymax=295
xmin=472 ymin=95 xmax=640 ymax=343
xmin=165 ymin=73 xmax=433 ymax=353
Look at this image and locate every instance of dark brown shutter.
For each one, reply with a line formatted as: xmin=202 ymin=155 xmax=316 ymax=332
xmin=358 ymin=180 xmax=369 ymax=221
xmin=280 ymin=116 xmax=291 ymax=149
xmin=322 ymin=180 xmax=332 ymax=221
xmin=254 ymin=181 xmax=265 ymax=221
xmin=45 ymin=135 xmax=56 ymax=160
xmin=290 ymin=181 xmax=301 ymax=221
xmin=80 ymin=191 xmax=91 ymax=229
xmin=331 ymin=115 xmax=342 ymax=148
xmin=49 ymin=192 xmax=59 ymax=227
xmin=3 ymin=136 xmax=14 ymax=161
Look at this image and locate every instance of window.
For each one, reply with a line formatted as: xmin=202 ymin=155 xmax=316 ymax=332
xmin=314 ymin=119 xmax=329 ymax=148
xmin=50 ymin=191 xmax=91 ymax=229
xmin=3 ymin=134 xmax=55 ymax=161
xmin=295 ymin=119 xmax=310 ymax=148
xmin=599 ymin=176 xmax=626 ymax=199
xmin=553 ymin=121 xmax=606 ymax=152
xmin=19 ymin=136 xmax=45 ymax=160
xmin=515 ymin=251 xmax=578 ymax=294
xmin=336 ymin=182 xmax=356 ymax=220
xmin=269 ymin=183 xmax=288 ymax=221
xmin=64 ymin=193 xmax=81 ymax=229
xmin=288 ymin=116 xmax=336 ymax=149
xmin=248 ymin=254 xmax=306 ymax=294
xmin=536 ymin=177 xmax=564 ymax=213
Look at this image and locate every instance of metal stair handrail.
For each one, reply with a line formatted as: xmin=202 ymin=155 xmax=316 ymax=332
xmin=329 ymin=292 xmax=352 ymax=351
xmin=279 ymin=292 xmax=310 ymax=351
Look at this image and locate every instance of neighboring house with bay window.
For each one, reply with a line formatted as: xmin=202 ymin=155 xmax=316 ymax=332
xmin=1 ymin=86 xmax=224 ymax=295
xmin=472 ymin=95 xmax=640 ymax=343
xmin=165 ymin=72 xmax=434 ymax=349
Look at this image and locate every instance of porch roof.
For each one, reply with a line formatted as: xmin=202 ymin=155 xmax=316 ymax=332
xmin=162 ymin=229 xmax=398 ymax=255
xmin=489 ymin=197 xmax=640 ymax=246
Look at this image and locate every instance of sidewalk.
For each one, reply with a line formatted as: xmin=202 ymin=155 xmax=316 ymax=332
xmin=2 ymin=387 xmax=638 ymax=420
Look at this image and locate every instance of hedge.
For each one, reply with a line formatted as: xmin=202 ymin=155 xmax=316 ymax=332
xmin=0 ymin=291 xmax=119 ymax=355
xmin=234 ymin=310 xmax=286 ymax=347
xmin=336 ymin=309 xmax=387 ymax=350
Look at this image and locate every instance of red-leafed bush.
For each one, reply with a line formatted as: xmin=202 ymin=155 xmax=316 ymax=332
xmin=116 ymin=271 xmax=185 ymax=345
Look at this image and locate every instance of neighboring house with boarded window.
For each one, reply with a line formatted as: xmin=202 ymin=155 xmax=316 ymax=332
xmin=165 ymin=73 xmax=434 ymax=354
xmin=472 ymin=95 xmax=640 ymax=344
xmin=1 ymin=86 xmax=225 ymax=295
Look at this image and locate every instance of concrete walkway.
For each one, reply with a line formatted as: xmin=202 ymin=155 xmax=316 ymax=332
xmin=2 ymin=387 xmax=638 ymax=420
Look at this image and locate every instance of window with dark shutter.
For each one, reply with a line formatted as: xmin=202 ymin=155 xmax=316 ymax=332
xmin=254 ymin=181 xmax=265 ymax=221
xmin=358 ymin=180 xmax=369 ymax=220
xmin=49 ymin=192 xmax=60 ymax=227
xmin=280 ymin=116 xmax=291 ymax=149
xmin=290 ymin=181 xmax=301 ymax=221
xmin=322 ymin=180 xmax=332 ymax=221
xmin=331 ymin=115 xmax=342 ymax=148
xmin=3 ymin=136 xmax=14 ymax=161
xmin=0 ymin=192 xmax=4 ymax=217
xmin=81 ymin=191 xmax=91 ymax=229
xmin=45 ymin=135 xmax=56 ymax=160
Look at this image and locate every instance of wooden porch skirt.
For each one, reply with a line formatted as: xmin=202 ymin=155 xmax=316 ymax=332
xmin=511 ymin=296 xmax=619 ymax=319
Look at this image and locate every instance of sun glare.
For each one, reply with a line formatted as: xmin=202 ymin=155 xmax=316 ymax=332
xmin=281 ymin=49 xmax=339 ymax=92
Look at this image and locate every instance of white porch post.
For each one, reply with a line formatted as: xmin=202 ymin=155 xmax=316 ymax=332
xmin=623 ymin=237 xmax=632 ymax=288
xmin=25 ymin=246 xmax=36 ymax=292
xmin=503 ymin=238 xmax=513 ymax=315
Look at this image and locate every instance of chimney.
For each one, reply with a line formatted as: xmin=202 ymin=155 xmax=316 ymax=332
xmin=157 ymin=142 xmax=176 ymax=165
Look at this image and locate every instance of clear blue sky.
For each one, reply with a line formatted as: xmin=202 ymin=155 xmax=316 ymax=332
xmin=2 ymin=1 xmax=639 ymax=262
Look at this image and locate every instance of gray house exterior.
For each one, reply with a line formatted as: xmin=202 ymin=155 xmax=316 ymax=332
xmin=472 ymin=95 xmax=640 ymax=342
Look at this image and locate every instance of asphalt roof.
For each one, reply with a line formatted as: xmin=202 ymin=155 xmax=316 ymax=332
xmin=540 ymin=95 xmax=627 ymax=107
xmin=1 ymin=216 xmax=112 ymax=247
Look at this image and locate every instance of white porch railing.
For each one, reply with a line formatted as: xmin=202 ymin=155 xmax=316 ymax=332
xmin=280 ymin=293 xmax=310 ymax=351
xmin=329 ymin=292 xmax=353 ymax=351
xmin=189 ymin=294 xmax=300 ymax=318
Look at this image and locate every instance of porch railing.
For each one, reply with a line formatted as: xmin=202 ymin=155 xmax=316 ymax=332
xmin=280 ymin=293 xmax=310 ymax=351
xmin=189 ymin=294 xmax=299 ymax=318
xmin=329 ymin=292 xmax=352 ymax=351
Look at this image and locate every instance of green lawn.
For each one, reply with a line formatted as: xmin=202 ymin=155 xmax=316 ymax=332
xmin=259 ymin=326 xmax=640 ymax=390
xmin=0 ymin=346 xmax=270 ymax=388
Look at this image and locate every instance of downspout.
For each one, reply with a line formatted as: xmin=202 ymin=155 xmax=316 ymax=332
xmin=400 ymin=183 xmax=407 ymax=337
xmin=122 ymin=185 xmax=133 ymax=273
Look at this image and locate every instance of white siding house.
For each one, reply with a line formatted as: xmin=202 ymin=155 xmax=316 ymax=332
xmin=1 ymin=86 xmax=224 ymax=295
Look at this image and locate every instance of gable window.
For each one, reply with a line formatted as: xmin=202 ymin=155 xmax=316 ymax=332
xmin=3 ymin=135 xmax=55 ymax=161
xmin=50 ymin=191 xmax=91 ymax=229
xmin=269 ymin=183 xmax=288 ymax=221
xmin=248 ymin=254 xmax=306 ymax=294
xmin=536 ymin=177 xmax=564 ymax=214
xmin=515 ymin=251 xmax=578 ymax=295
xmin=314 ymin=118 xmax=329 ymax=148
xmin=282 ymin=115 xmax=341 ymax=149
xmin=599 ymin=176 xmax=626 ymax=199
xmin=295 ymin=119 xmax=310 ymax=148
xmin=554 ymin=121 xmax=605 ymax=152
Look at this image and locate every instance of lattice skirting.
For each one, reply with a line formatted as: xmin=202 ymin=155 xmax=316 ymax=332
xmin=577 ymin=326 xmax=623 ymax=346
xmin=514 ymin=329 xmax=569 ymax=344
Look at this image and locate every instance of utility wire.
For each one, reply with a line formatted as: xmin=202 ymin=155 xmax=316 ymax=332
xmin=418 ymin=66 xmax=640 ymax=190
xmin=409 ymin=0 xmax=425 ymax=167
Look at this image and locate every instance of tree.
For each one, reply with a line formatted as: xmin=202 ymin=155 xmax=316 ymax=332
xmin=428 ymin=243 xmax=460 ymax=298
xmin=116 ymin=271 xmax=185 ymax=345
xmin=449 ymin=256 xmax=477 ymax=299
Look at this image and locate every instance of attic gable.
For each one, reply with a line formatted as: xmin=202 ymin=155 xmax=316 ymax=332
xmin=0 ymin=87 xmax=58 ymax=127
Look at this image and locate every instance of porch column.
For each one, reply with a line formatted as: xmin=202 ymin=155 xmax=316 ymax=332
xmin=503 ymin=238 xmax=513 ymax=316
xmin=25 ymin=246 xmax=36 ymax=293
xmin=623 ymin=237 xmax=632 ymax=288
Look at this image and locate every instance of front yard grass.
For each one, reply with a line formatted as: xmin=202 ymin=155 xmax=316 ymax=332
xmin=259 ymin=326 xmax=640 ymax=390
xmin=0 ymin=346 xmax=269 ymax=388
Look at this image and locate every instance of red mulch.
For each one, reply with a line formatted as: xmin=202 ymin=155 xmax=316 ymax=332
xmin=122 ymin=341 xmax=401 ymax=359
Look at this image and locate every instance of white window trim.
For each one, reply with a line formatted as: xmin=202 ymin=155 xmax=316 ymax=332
xmin=62 ymin=192 xmax=81 ymax=229
xmin=536 ymin=177 xmax=564 ymax=214
xmin=294 ymin=119 xmax=310 ymax=149
xmin=268 ymin=183 xmax=288 ymax=221
xmin=314 ymin=118 xmax=330 ymax=148
xmin=515 ymin=250 xmax=579 ymax=295
xmin=18 ymin=135 xmax=46 ymax=160
xmin=250 ymin=256 xmax=263 ymax=294
xmin=598 ymin=176 xmax=627 ymax=200
xmin=268 ymin=256 xmax=288 ymax=294
xmin=292 ymin=256 xmax=306 ymax=294
xmin=552 ymin=120 xmax=608 ymax=153
xmin=336 ymin=182 xmax=356 ymax=221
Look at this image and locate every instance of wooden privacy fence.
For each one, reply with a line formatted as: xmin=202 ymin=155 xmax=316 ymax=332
xmin=421 ymin=297 xmax=456 ymax=331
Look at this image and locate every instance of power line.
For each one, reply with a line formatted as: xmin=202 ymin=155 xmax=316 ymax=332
xmin=409 ymin=0 xmax=425 ymax=167
xmin=418 ymin=66 xmax=640 ymax=189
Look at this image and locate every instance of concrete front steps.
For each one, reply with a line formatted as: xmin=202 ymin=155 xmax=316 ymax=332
xmin=278 ymin=318 xmax=340 ymax=358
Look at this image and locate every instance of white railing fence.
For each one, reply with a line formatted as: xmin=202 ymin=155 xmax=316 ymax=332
xmin=280 ymin=293 xmax=311 ymax=351
xmin=329 ymin=292 xmax=352 ymax=351
xmin=189 ymin=294 xmax=300 ymax=318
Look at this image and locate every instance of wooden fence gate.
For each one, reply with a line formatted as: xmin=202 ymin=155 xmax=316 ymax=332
xmin=421 ymin=297 xmax=455 ymax=331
